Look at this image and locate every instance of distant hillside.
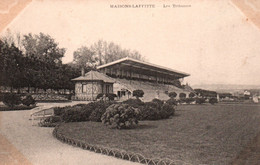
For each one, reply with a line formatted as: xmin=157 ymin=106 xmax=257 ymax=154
xmin=192 ymin=84 xmax=260 ymax=93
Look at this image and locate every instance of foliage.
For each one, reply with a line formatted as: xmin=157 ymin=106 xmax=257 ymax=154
xmin=54 ymin=106 xmax=69 ymax=116
xmin=168 ymin=92 xmax=177 ymax=98
xmin=38 ymin=116 xmax=62 ymax=127
xmin=101 ymin=104 xmax=140 ymax=129
xmin=195 ymin=98 xmax=206 ymax=104
xmin=166 ymin=98 xmax=178 ymax=106
xmin=160 ymin=103 xmax=175 ymax=119
xmin=194 ymin=89 xmax=217 ymax=98
xmin=209 ymin=98 xmax=218 ymax=105
xmin=90 ymin=40 xmax=146 ymax=65
xmin=133 ymin=90 xmax=144 ymax=98
xmin=0 ymin=33 xmax=79 ymax=92
xmin=96 ymin=93 xmax=104 ymax=100
xmin=73 ymin=46 xmax=97 ymax=69
xmin=139 ymin=102 xmax=159 ymax=120
xmin=122 ymin=98 xmax=144 ymax=108
xmin=2 ymin=93 xmax=21 ymax=107
xmin=139 ymin=100 xmax=175 ymax=120
xmin=152 ymin=98 xmax=164 ymax=105
xmin=179 ymin=98 xmax=196 ymax=104
xmin=96 ymin=93 xmax=117 ymax=101
xmin=89 ymin=101 xmax=115 ymax=122
xmin=21 ymin=95 xmax=36 ymax=106
xmin=179 ymin=93 xmax=186 ymax=99
xmin=189 ymin=93 xmax=196 ymax=98
xmin=60 ymin=105 xmax=93 ymax=122
xmin=106 ymin=93 xmax=117 ymax=101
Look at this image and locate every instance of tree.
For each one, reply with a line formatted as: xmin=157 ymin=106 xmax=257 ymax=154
xmin=133 ymin=90 xmax=144 ymax=99
xmin=73 ymin=46 xmax=98 ymax=70
xmin=22 ymin=33 xmax=66 ymax=91
xmin=168 ymin=92 xmax=177 ymax=98
xmin=189 ymin=93 xmax=196 ymax=98
xmin=90 ymin=40 xmax=146 ymax=65
xmin=0 ymin=40 xmax=25 ymax=92
xmin=179 ymin=93 xmax=186 ymax=99
xmin=22 ymin=33 xmax=65 ymax=64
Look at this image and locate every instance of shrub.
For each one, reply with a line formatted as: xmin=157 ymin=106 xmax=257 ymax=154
xmin=195 ymin=98 xmax=206 ymax=104
xmin=53 ymin=106 xmax=70 ymax=116
xmin=152 ymin=98 xmax=164 ymax=105
xmin=189 ymin=93 xmax=196 ymax=98
xmin=122 ymin=98 xmax=144 ymax=108
xmin=21 ymin=95 xmax=36 ymax=106
xmin=101 ymin=104 xmax=140 ymax=129
xmin=3 ymin=93 xmax=21 ymax=107
xmin=139 ymin=101 xmax=175 ymax=120
xmin=38 ymin=116 xmax=62 ymax=127
xmin=139 ymin=102 xmax=160 ymax=120
xmin=168 ymin=92 xmax=177 ymax=98
xmin=89 ymin=101 xmax=115 ymax=122
xmin=60 ymin=105 xmax=93 ymax=122
xmin=179 ymin=93 xmax=186 ymax=99
xmin=96 ymin=93 xmax=105 ymax=100
xmin=106 ymin=93 xmax=117 ymax=101
xmin=166 ymin=98 xmax=177 ymax=106
xmin=97 ymin=93 xmax=117 ymax=101
xmin=180 ymin=98 xmax=196 ymax=104
xmin=209 ymin=98 xmax=218 ymax=105
xmin=133 ymin=90 xmax=144 ymax=98
xmin=160 ymin=103 xmax=175 ymax=119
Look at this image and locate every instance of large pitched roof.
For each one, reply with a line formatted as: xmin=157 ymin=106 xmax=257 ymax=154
xmin=71 ymin=70 xmax=115 ymax=83
xmin=96 ymin=57 xmax=190 ymax=78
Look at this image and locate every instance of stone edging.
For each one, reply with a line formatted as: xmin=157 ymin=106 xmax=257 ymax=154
xmin=53 ymin=124 xmax=192 ymax=165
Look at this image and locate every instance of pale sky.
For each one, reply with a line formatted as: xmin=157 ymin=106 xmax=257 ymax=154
xmin=2 ymin=0 xmax=260 ymax=86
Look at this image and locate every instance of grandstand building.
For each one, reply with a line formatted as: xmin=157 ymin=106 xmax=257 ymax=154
xmin=73 ymin=57 xmax=192 ymax=101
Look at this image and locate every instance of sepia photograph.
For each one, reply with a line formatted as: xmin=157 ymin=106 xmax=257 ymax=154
xmin=0 ymin=0 xmax=260 ymax=165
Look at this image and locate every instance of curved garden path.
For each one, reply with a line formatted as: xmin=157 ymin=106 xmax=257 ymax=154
xmin=0 ymin=102 xmax=140 ymax=165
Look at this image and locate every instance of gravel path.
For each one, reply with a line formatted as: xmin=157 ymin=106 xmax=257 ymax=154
xmin=0 ymin=102 xmax=140 ymax=165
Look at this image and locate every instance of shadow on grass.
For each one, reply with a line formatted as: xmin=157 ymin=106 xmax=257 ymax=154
xmin=0 ymin=105 xmax=37 ymax=111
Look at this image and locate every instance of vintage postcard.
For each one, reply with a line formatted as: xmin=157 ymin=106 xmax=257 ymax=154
xmin=0 ymin=0 xmax=260 ymax=165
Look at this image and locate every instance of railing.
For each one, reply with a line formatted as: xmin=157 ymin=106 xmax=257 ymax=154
xmin=30 ymin=108 xmax=54 ymax=126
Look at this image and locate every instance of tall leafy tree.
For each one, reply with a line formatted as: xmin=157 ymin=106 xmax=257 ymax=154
xmin=22 ymin=33 xmax=65 ymax=64
xmin=90 ymin=40 xmax=146 ymax=65
xmin=73 ymin=46 xmax=98 ymax=70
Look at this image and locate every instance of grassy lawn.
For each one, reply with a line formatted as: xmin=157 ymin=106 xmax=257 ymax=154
xmin=56 ymin=104 xmax=260 ymax=165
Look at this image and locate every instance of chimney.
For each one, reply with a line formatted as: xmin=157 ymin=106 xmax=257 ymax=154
xmin=81 ymin=68 xmax=85 ymax=76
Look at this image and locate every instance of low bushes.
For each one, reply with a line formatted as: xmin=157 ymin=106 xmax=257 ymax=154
xmin=21 ymin=95 xmax=36 ymax=106
xmin=3 ymin=93 xmax=21 ymax=107
xmin=195 ymin=98 xmax=206 ymax=104
xmin=133 ymin=90 xmax=144 ymax=99
xmin=166 ymin=98 xmax=178 ymax=106
xmin=122 ymin=98 xmax=144 ymax=108
xmin=61 ymin=106 xmax=90 ymax=122
xmin=168 ymin=92 xmax=177 ymax=98
xmin=53 ymin=101 xmax=115 ymax=123
xmin=152 ymin=98 xmax=164 ymax=106
xmin=101 ymin=104 xmax=140 ymax=129
xmin=96 ymin=93 xmax=117 ymax=101
xmin=89 ymin=101 xmax=115 ymax=122
xmin=53 ymin=98 xmax=176 ymax=125
xmin=123 ymin=98 xmax=175 ymax=120
xmin=179 ymin=98 xmax=196 ymax=104
xmin=209 ymin=98 xmax=218 ymax=105
xmin=38 ymin=116 xmax=62 ymax=127
xmin=3 ymin=93 xmax=36 ymax=107
xmin=139 ymin=101 xmax=175 ymax=120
